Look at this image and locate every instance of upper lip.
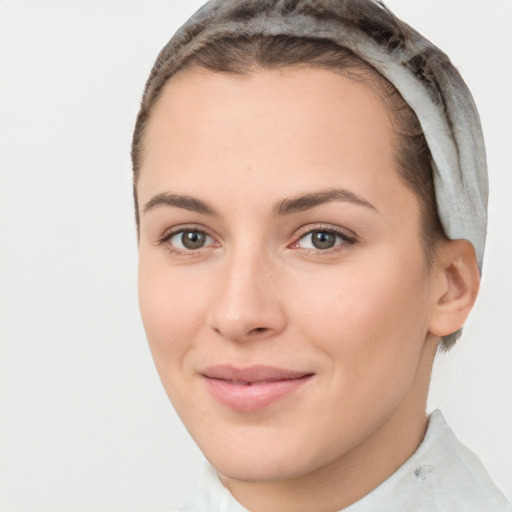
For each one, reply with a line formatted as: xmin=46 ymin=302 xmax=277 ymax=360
xmin=201 ymin=365 xmax=313 ymax=383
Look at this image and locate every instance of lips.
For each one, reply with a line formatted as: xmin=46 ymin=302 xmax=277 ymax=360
xmin=201 ymin=365 xmax=314 ymax=412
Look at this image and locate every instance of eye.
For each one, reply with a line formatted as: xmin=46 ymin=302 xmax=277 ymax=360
xmin=167 ymin=229 xmax=215 ymax=251
xmin=295 ymin=228 xmax=356 ymax=251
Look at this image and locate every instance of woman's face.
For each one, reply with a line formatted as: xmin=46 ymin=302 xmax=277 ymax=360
xmin=137 ymin=67 xmax=440 ymax=483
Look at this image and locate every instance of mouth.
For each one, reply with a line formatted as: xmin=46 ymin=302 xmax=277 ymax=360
xmin=201 ymin=365 xmax=315 ymax=412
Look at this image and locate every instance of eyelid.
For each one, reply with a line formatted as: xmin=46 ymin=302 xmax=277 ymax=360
xmin=158 ymin=224 xmax=220 ymax=254
xmin=290 ymin=223 xmax=358 ymax=251
xmin=156 ymin=222 xmax=357 ymax=255
xmin=294 ymin=223 xmax=356 ymax=239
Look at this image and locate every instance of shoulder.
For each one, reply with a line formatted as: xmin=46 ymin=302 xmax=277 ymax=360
xmin=416 ymin=410 xmax=511 ymax=511
xmin=345 ymin=410 xmax=511 ymax=512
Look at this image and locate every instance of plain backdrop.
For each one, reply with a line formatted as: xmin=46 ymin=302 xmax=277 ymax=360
xmin=0 ymin=1 xmax=511 ymax=511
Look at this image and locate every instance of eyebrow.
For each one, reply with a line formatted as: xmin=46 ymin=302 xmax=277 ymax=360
xmin=142 ymin=187 xmax=377 ymax=217
xmin=272 ymin=188 xmax=377 ymax=216
xmin=143 ymin=193 xmax=218 ymax=216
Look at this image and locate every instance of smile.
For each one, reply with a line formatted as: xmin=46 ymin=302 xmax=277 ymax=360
xmin=202 ymin=365 xmax=314 ymax=412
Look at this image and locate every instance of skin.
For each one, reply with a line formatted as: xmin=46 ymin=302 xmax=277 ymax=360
xmin=136 ymin=66 xmax=479 ymax=512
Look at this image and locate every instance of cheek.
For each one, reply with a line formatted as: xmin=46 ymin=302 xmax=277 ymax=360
xmin=137 ymin=257 xmax=206 ymax=373
xmin=288 ymin=252 xmax=431 ymax=382
xmin=285 ymin=260 xmax=431 ymax=441
xmin=295 ymin=265 xmax=428 ymax=335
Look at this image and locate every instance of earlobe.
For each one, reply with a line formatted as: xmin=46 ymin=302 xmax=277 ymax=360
xmin=428 ymin=239 xmax=480 ymax=338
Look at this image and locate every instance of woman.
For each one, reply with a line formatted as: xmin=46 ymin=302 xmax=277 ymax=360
xmin=132 ymin=1 xmax=511 ymax=510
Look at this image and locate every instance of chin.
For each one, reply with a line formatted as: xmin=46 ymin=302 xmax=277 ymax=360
xmin=209 ymin=451 xmax=308 ymax=483
xmin=196 ymin=426 xmax=328 ymax=483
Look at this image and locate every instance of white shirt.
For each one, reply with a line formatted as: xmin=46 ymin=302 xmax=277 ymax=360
xmin=177 ymin=410 xmax=511 ymax=511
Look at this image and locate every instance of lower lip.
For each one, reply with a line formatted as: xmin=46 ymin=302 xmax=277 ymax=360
xmin=204 ymin=375 xmax=313 ymax=412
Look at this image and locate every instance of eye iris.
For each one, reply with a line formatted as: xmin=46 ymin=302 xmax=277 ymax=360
xmin=312 ymin=231 xmax=337 ymax=249
xmin=182 ymin=231 xmax=206 ymax=249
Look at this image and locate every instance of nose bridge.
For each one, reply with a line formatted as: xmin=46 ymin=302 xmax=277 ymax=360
xmin=208 ymin=242 xmax=285 ymax=342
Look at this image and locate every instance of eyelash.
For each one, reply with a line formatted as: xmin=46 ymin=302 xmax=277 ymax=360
xmin=158 ymin=224 xmax=218 ymax=257
xmin=291 ymin=224 xmax=358 ymax=254
xmin=158 ymin=224 xmax=357 ymax=256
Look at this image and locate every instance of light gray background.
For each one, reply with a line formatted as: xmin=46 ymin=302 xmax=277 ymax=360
xmin=0 ymin=1 xmax=511 ymax=511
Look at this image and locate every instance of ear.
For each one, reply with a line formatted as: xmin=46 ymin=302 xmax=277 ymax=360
xmin=428 ymin=239 xmax=480 ymax=337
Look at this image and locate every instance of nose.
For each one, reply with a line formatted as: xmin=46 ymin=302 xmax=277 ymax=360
xmin=207 ymin=249 xmax=287 ymax=343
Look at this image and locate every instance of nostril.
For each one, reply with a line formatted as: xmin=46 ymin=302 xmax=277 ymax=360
xmin=250 ymin=327 xmax=268 ymax=335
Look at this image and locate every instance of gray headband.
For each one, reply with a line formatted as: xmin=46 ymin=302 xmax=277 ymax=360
xmin=143 ymin=0 xmax=488 ymax=274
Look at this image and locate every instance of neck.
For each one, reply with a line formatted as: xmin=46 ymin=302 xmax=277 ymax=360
xmin=220 ymin=335 xmax=439 ymax=512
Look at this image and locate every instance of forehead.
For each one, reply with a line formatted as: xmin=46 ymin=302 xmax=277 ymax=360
xmin=146 ymin=65 xmax=394 ymax=133
xmin=138 ymin=65 xmax=423 ymax=264
xmin=139 ymin=66 xmax=398 ymax=195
